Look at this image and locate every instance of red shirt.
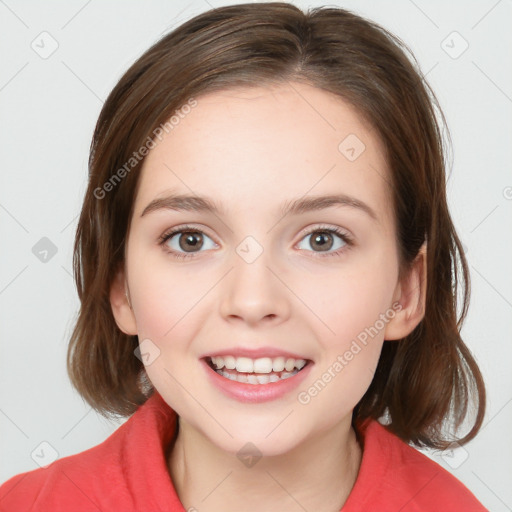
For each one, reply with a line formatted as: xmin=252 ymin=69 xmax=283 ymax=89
xmin=0 ymin=391 xmax=487 ymax=511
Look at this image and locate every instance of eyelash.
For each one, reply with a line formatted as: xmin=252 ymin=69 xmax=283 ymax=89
xmin=158 ymin=224 xmax=354 ymax=261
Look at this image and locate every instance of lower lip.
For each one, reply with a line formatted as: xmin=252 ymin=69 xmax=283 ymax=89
xmin=201 ymin=359 xmax=313 ymax=403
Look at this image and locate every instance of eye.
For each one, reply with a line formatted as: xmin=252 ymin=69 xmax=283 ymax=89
xmin=158 ymin=224 xmax=353 ymax=261
xmin=296 ymin=225 xmax=353 ymax=258
xmin=158 ymin=225 xmax=217 ymax=260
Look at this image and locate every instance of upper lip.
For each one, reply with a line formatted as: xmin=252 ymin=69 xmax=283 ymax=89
xmin=202 ymin=346 xmax=311 ymax=361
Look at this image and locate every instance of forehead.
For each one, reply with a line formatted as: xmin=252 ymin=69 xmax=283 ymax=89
xmin=133 ymin=82 xmax=392 ymax=224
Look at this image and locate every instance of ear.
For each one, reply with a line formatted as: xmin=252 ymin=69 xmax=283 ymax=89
xmin=109 ymin=266 xmax=138 ymax=336
xmin=384 ymin=242 xmax=427 ymax=341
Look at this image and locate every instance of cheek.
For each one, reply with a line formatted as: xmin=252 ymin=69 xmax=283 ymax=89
xmin=301 ymin=256 xmax=396 ymax=348
xmin=129 ymin=258 xmax=211 ymax=412
xmin=128 ymin=246 xmax=210 ymax=341
xmin=294 ymin=252 xmax=396 ymax=406
xmin=294 ymin=270 xmax=392 ymax=418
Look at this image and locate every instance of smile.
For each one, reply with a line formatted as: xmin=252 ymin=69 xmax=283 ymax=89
xmin=202 ymin=355 xmax=313 ymax=403
xmin=207 ymin=355 xmax=309 ymax=385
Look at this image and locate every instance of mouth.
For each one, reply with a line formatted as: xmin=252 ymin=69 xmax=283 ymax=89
xmin=204 ymin=355 xmax=313 ymax=385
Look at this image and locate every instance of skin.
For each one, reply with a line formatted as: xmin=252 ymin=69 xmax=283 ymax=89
xmin=110 ymin=81 xmax=426 ymax=511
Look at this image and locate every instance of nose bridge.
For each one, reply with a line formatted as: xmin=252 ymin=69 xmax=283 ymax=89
xmin=218 ymin=234 xmax=289 ymax=324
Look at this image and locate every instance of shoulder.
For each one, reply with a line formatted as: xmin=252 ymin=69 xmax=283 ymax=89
xmin=0 ymin=392 xmax=178 ymax=512
xmin=0 ymin=419 xmax=129 ymax=511
xmin=343 ymin=420 xmax=488 ymax=512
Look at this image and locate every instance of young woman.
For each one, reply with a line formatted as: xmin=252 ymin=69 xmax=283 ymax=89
xmin=0 ymin=3 xmax=487 ymax=510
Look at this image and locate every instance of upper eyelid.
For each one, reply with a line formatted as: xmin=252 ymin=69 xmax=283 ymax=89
xmin=162 ymin=224 xmax=217 ymax=242
xmin=162 ymin=223 xmax=350 ymax=234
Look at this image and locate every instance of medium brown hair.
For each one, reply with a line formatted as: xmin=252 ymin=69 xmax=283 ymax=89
xmin=67 ymin=2 xmax=485 ymax=449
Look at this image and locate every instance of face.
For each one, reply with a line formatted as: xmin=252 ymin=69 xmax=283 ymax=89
xmin=111 ymin=82 xmax=424 ymax=456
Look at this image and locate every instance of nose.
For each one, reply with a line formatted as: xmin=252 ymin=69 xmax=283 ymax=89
xmin=219 ymin=245 xmax=290 ymax=327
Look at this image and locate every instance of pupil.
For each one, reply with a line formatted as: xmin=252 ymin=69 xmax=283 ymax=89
xmin=312 ymin=232 xmax=332 ymax=251
xmin=180 ymin=232 xmax=202 ymax=252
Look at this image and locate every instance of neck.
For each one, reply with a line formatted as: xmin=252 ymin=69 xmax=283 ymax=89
xmin=167 ymin=414 xmax=362 ymax=512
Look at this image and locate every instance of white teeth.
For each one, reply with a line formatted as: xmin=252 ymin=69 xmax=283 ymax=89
xmin=235 ymin=357 xmax=253 ymax=373
xmin=220 ymin=370 xmax=238 ymax=381
xmin=247 ymin=374 xmax=259 ymax=384
xmin=253 ymin=357 xmax=273 ymax=373
xmin=295 ymin=359 xmax=306 ymax=370
xmin=224 ymin=355 xmax=236 ymax=370
xmin=284 ymin=358 xmax=295 ymax=372
xmin=256 ymin=374 xmax=270 ymax=384
xmin=209 ymin=355 xmax=308 ymax=373
xmin=216 ymin=368 xmax=300 ymax=384
xmin=272 ymin=357 xmax=285 ymax=372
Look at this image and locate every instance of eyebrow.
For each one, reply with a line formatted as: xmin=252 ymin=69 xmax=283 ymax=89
xmin=140 ymin=192 xmax=378 ymax=222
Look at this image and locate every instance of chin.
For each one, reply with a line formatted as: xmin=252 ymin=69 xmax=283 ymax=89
xmin=212 ymin=431 xmax=302 ymax=459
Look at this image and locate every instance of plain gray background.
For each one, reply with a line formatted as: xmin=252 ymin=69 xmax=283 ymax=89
xmin=1 ymin=0 xmax=511 ymax=509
